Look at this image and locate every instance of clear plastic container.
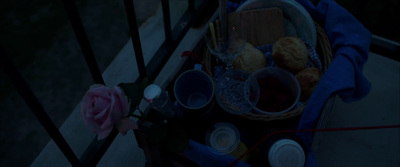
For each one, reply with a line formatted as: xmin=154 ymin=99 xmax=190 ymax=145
xmin=251 ymin=67 xmax=300 ymax=115
xmin=268 ymin=139 xmax=305 ymax=167
xmin=205 ymin=122 xmax=241 ymax=155
xmin=214 ymin=70 xmax=260 ymax=115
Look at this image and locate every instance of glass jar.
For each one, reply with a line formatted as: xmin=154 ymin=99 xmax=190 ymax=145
xmin=144 ymin=84 xmax=181 ymax=120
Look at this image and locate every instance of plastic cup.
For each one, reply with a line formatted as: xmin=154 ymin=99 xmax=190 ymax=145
xmin=251 ymin=67 xmax=300 ymax=115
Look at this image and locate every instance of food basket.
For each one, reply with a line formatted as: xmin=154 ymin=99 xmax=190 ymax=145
xmin=204 ymin=17 xmax=333 ymax=122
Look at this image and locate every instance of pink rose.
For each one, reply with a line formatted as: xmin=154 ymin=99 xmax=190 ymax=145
xmin=81 ymin=84 xmax=136 ymax=140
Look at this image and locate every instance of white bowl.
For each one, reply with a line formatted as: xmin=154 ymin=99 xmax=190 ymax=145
xmin=236 ymin=0 xmax=317 ymax=48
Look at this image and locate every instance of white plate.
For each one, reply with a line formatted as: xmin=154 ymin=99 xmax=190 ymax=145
xmin=236 ymin=0 xmax=317 ymax=48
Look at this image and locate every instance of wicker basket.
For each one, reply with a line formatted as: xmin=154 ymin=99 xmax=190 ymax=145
xmin=204 ymin=22 xmax=333 ymax=121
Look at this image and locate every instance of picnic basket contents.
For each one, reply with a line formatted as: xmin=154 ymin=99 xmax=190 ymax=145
xmin=204 ymin=0 xmax=333 ymax=121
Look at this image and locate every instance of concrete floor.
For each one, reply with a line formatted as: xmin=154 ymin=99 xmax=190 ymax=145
xmin=314 ymin=53 xmax=400 ymax=166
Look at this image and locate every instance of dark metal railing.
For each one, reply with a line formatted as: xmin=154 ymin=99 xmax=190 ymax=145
xmin=370 ymin=35 xmax=400 ymax=61
xmin=61 ymin=0 xmax=104 ymax=85
xmin=123 ymin=0 xmax=147 ymax=80
xmin=0 ymin=47 xmax=81 ymax=166
xmin=161 ymin=0 xmax=173 ymax=43
xmin=0 ymin=0 xmax=211 ymax=166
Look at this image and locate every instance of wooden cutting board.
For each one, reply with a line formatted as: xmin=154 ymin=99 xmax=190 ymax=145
xmin=228 ymin=8 xmax=285 ymax=46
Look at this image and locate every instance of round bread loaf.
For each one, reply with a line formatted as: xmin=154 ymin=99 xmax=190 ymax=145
xmin=272 ymin=36 xmax=308 ymax=72
xmin=232 ymin=41 xmax=266 ymax=73
xmin=295 ymin=67 xmax=322 ymax=101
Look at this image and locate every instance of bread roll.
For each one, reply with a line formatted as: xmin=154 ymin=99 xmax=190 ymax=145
xmin=232 ymin=40 xmax=266 ymax=73
xmin=272 ymin=36 xmax=308 ymax=72
xmin=295 ymin=67 xmax=322 ymax=101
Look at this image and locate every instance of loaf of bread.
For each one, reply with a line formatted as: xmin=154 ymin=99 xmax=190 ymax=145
xmin=232 ymin=40 xmax=266 ymax=73
xmin=272 ymin=36 xmax=308 ymax=72
xmin=295 ymin=67 xmax=322 ymax=101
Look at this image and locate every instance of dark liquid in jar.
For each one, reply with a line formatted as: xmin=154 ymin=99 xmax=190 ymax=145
xmin=256 ymin=76 xmax=295 ymax=112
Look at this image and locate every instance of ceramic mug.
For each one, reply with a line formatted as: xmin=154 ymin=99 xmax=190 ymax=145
xmin=174 ymin=70 xmax=215 ymax=114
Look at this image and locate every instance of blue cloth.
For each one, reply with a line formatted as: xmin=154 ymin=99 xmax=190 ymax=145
xmin=184 ymin=140 xmax=250 ymax=167
xmin=294 ymin=0 xmax=372 ymax=166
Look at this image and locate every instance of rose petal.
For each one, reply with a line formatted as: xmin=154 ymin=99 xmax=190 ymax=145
xmin=116 ymin=87 xmax=130 ymax=115
xmin=116 ymin=118 xmax=138 ymax=135
xmin=109 ymin=93 xmax=124 ymax=123
xmin=81 ymin=109 xmax=101 ymax=131
xmin=87 ymin=87 xmax=112 ymax=101
xmin=94 ymin=96 xmax=111 ymax=112
xmin=100 ymin=113 xmax=114 ymax=129
xmin=94 ymin=105 xmax=111 ymax=120
xmin=81 ymin=84 xmax=133 ymax=140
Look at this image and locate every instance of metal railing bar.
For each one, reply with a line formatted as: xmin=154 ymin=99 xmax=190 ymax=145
xmin=80 ymin=128 xmax=118 ymax=167
xmin=62 ymin=0 xmax=121 ymax=165
xmin=62 ymin=0 xmax=105 ymax=85
xmin=189 ymin=0 xmax=195 ymax=12
xmin=370 ymin=34 xmax=400 ymax=61
xmin=146 ymin=0 xmax=210 ymax=81
xmin=123 ymin=0 xmax=147 ymax=80
xmin=161 ymin=0 xmax=173 ymax=42
xmin=0 ymin=47 xmax=82 ymax=167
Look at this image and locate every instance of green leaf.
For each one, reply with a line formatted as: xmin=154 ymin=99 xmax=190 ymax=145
xmin=118 ymin=77 xmax=150 ymax=106
xmin=118 ymin=83 xmax=141 ymax=105
xmin=166 ymin=124 xmax=189 ymax=153
xmin=147 ymin=123 xmax=168 ymax=145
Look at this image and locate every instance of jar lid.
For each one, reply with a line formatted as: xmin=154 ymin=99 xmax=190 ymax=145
xmin=144 ymin=84 xmax=162 ymax=101
xmin=268 ymin=139 xmax=305 ymax=167
xmin=205 ymin=122 xmax=240 ymax=155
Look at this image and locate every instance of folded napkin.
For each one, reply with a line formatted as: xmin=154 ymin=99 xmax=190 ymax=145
xmin=294 ymin=0 xmax=372 ymax=166
xmin=183 ymin=140 xmax=250 ymax=167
